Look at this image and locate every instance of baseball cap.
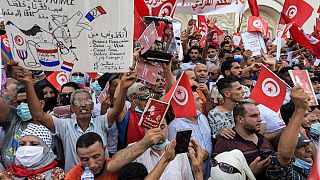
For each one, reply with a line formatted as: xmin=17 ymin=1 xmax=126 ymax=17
xmin=296 ymin=133 xmax=311 ymax=148
xmin=127 ymin=82 xmax=150 ymax=99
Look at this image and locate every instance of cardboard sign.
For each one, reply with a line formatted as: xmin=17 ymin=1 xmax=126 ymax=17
xmin=289 ymin=70 xmax=318 ymax=106
xmin=136 ymin=60 xmax=162 ymax=84
xmin=2 ymin=0 xmax=133 ymax=72
xmin=241 ymin=32 xmax=267 ymax=57
xmin=139 ymin=98 xmax=169 ymax=129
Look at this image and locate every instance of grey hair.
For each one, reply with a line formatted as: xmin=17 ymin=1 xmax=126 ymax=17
xmin=70 ymin=89 xmax=92 ymax=105
xmin=176 ymin=68 xmax=194 ymax=80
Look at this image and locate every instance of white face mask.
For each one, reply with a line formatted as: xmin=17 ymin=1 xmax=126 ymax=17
xmin=16 ymin=146 xmax=44 ymax=167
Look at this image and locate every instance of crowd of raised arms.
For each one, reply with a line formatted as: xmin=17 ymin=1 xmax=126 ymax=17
xmin=0 ymin=1 xmax=320 ymax=180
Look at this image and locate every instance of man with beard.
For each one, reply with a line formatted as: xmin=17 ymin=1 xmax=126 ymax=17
xmin=213 ymin=102 xmax=273 ymax=180
xmin=180 ymin=46 xmax=201 ymax=70
xmin=12 ymin=62 xmax=135 ymax=172
xmin=208 ymin=77 xmax=244 ymax=138
xmin=146 ymin=74 xmax=165 ymax=100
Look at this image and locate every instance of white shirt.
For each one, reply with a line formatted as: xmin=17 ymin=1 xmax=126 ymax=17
xmin=257 ymin=104 xmax=286 ymax=133
xmin=133 ymin=144 xmax=193 ymax=180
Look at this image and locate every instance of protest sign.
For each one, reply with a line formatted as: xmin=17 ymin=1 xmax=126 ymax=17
xmin=138 ymin=22 xmax=158 ymax=54
xmin=136 ymin=60 xmax=162 ymax=84
xmin=98 ymin=82 xmax=109 ymax=104
xmin=139 ymin=98 xmax=169 ymax=129
xmin=289 ymin=70 xmax=318 ymax=106
xmin=241 ymin=32 xmax=267 ymax=57
xmin=2 ymin=0 xmax=133 ymax=73
xmin=176 ymin=0 xmax=246 ymax=15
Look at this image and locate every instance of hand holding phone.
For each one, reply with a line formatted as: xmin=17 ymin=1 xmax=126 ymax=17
xmin=175 ymin=129 xmax=192 ymax=154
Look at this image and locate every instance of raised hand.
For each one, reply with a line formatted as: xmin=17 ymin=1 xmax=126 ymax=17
xmin=120 ymin=67 xmax=137 ymax=89
xmin=11 ymin=62 xmax=33 ymax=86
xmin=141 ymin=128 xmax=164 ymax=148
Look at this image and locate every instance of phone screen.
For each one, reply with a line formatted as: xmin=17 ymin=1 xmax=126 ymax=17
xmin=175 ymin=130 xmax=192 ymax=154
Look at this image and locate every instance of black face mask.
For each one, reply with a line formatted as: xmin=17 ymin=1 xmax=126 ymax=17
xmin=43 ymin=97 xmax=57 ymax=112
xmin=0 ymin=30 xmax=6 ymax=35
xmin=59 ymin=97 xmax=71 ymax=106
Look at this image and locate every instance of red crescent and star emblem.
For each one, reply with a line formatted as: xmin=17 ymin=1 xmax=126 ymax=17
xmin=173 ymin=86 xmax=188 ymax=106
xmin=262 ymin=78 xmax=280 ymax=97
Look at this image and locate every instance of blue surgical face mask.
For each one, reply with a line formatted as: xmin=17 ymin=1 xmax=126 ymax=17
xmin=151 ymin=139 xmax=169 ymax=151
xmin=72 ymin=76 xmax=84 ymax=85
xmin=91 ymin=81 xmax=102 ymax=93
xmin=17 ymin=103 xmax=32 ymax=121
xmin=134 ymin=106 xmax=144 ymax=114
xmin=293 ymin=158 xmax=312 ymax=171
xmin=310 ymin=123 xmax=320 ymax=136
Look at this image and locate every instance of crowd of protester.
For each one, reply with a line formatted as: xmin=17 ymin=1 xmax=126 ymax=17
xmin=0 ymin=16 xmax=320 ymax=180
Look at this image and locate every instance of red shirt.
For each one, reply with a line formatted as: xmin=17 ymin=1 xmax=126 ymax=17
xmin=65 ymin=158 xmax=117 ymax=180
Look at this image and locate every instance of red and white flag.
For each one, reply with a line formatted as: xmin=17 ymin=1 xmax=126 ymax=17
xmin=142 ymin=0 xmax=177 ymax=17
xmin=250 ymin=65 xmax=287 ymax=112
xmin=46 ymin=72 xmax=68 ymax=92
xmin=176 ymin=0 xmax=246 ymax=15
xmin=282 ymin=13 xmax=320 ymax=58
xmin=279 ymin=0 xmax=314 ymax=27
xmin=164 ymin=72 xmax=197 ymax=118
xmin=248 ymin=0 xmax=260 ymax=16
xmin=309 ymin=139 xmax=320 ymax=180
xmin=247 ymin=16 xmax=268 ymax=37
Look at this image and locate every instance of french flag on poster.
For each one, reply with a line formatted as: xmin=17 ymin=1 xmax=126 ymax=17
xmin=60 ymin=61 xmax=74 ymax=72
xmin=85 ymin=6 xmax=106 ymax=22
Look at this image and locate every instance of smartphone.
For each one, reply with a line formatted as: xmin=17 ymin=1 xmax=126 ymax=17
xmin=141 ymin=50 xmax=173 ymax=62
xmin=53 ymin=105 xmax=72 ymax=119
xmin=260 ymin=151 xmax=272 ymax=160
xmin=175 ymin=129 xmax=192 ymax=154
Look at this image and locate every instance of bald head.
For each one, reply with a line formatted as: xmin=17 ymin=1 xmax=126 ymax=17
xmin=194 ymin=64 xmax=208 ymax=83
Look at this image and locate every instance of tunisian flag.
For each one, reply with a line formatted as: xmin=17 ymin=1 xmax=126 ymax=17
xmin=282 ymin=13 xmax=320 ymax=58
xmin=164 ymin=72 xmax=197 ymax=118
xmin=47 ymin=72 xmax=68 ymax=92
xmin=247 ymin=16 xmax=268 ymax=37
xmin=250 ymin=65 xmax=287 ymax=112
xmin=279 ymin=0 xmax=314 ymax=27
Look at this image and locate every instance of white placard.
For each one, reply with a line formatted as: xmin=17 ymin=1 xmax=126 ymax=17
xmin=241 ymin=32 xmax=267 ymax=57
xmin=176 ymin=0 xmax=246 ymax=15
xmin=2 ymin=0 xmax=133 ymax=72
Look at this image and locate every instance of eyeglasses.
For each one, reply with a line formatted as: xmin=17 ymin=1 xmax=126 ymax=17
xmin=73 ymin=99 xmax=93 ymax=105
xmin=72 ymin=73 xmax=84 ymax=77
xmin=210 ymin=158 xmax=241 ymax=175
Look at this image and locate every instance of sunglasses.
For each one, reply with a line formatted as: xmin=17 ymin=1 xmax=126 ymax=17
xmin=210 ymin=158 xmax=241 ymax=175
xmin=72 ymin=73 xmax=84 ymax=77
xmin=138 ymin=95 xmax=150 ymax=101
xmin=59 ymin=93 xmax=72 ymax=98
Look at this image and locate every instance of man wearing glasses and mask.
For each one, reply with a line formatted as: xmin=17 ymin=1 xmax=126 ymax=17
xmin=12 ymin=62 xmax=137 ymax=172
xmin=116 ymin=82 xmax=151 ymax=149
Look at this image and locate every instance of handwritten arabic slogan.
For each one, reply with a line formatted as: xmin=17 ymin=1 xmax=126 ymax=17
xmin=176 ymin=0 xmax=247 ymax=15
xmin=2 ymin=0 xmax=134 ymax=73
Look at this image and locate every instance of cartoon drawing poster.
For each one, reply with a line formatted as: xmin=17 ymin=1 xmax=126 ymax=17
xmin=1 ymin=0 xmax=134 ymax=73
